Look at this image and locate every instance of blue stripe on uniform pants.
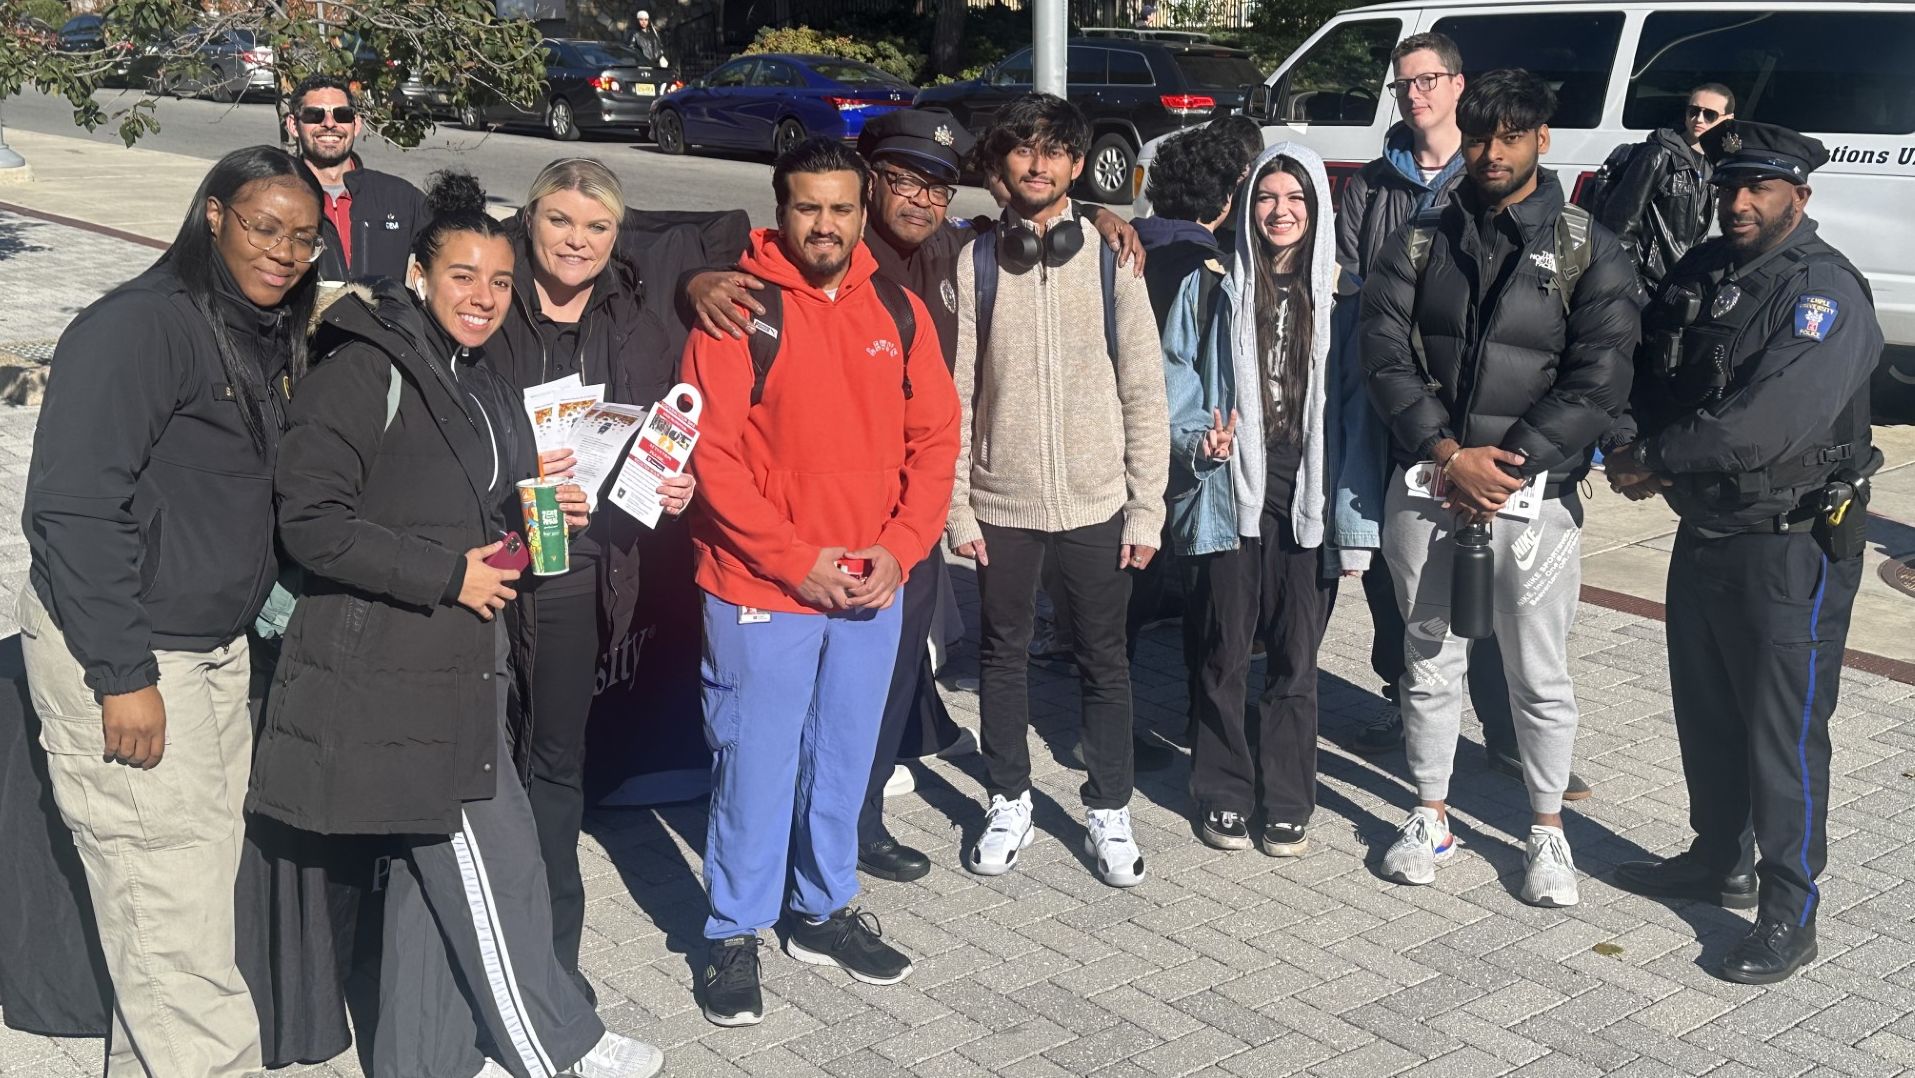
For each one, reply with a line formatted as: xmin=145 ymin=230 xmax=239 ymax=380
xmin=701 ymin=589 xmax=904 ymax=940
xmin=1795 ymin=553 xmax=1829 ymax=927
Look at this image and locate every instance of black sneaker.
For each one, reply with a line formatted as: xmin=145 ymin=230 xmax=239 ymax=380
xmin=1350 ymin=705 xmax=1403 ymax=755
xmin=701 ymin=934 xmax=763 ymax=1027
xmin=1199 ymin=809 xmax=1251 ymax=851
xmin=1258 ymin=822 xmax=1309 ymax=858
xmin=786 ymin=908 xmax=913 ymax=985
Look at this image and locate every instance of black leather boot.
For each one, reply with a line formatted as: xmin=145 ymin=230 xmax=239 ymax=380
xmin=858 ymin=838 xmax=931 ymax=883
xmin=1613 ymin=853 xmax=1758 ymax=909
xmin=1719 ymin=918 xmax=1818 ymax=985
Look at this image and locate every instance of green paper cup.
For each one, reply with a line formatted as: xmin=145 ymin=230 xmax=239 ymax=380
xmin=517 ymin=478 xmax=570 ymax=576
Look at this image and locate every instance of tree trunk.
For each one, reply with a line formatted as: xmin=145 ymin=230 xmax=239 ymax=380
xmin=931 ymin=0 xmax=966 ymax=78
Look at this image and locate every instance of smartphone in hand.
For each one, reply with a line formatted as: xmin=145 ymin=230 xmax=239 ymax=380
xmin=485 ymin=532 xmax=531 ymax=572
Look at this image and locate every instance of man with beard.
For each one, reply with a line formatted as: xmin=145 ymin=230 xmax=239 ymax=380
xmin=285 ymin=75 xmax=425 ymax=282
xmin=1604 ymin=123 xmax=1881 ymax=985
xmin=1361 ymin=69 xmax=1640 ymax=909
xmin=949 ymin=93 xmax=1167 ymax=889
xmin=680 ymin=138 xmax=958 ymax=1027
xmin=686 ymin=109 xmax=1146 ymax=884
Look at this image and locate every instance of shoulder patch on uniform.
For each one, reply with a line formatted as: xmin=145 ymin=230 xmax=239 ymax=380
xmin=1794 ymin=294 xmax=1838 ymax=340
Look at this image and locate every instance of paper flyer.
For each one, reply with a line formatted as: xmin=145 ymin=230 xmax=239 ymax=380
xmin=608 ymin=384 xmax=703 ymax=529
xmin=522 ymin=374 xmax=605 ymax=453
xmin=567 ymin=402 xmax=651 ymax=497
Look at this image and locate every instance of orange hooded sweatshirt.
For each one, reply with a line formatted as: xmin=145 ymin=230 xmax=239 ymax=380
xmin=682 ymin=229 xmax=960 ymax=613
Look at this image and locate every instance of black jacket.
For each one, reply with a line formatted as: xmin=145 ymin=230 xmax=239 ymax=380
xmin=308 ymin=156 xmax=426 ymax=283
xmin=249 ymin=281 xmax=536 ymax=835
xmin=1334 ymin=123 xmax=1466 ymax=278
xmin=628 ymin=25 xmax=663 ymax=64
xmin=1361 ymin=170 xmax=1643 ymax=485
xmin=23 ymin=261 xmax=293 ymax=696
xmin=1594 ymin=128 xmax=1714 ymax=289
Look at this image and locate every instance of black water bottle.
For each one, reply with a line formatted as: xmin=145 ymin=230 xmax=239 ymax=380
xmin=1451 ymin=520 xmax=1495 ymax=640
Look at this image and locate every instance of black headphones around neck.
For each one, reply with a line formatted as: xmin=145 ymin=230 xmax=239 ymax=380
xmin=996 ymin=208 xmax=1088 ymax=273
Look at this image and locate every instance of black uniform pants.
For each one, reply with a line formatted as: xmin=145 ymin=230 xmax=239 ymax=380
xmin=1363 ymin=557 xmax=1518 ymax=757
xmin=1667 ymin=527 xmax=1860 ymax=927
xmin=526 ymin=585 xmax=599 ymax=1000
xmin=977 ymin=515 xmax=1134 ymax=810
xmin=1188 ymin=513 xmax=1335 ymax=823
xmin=858 ymin=552 xmax=956 ymax=846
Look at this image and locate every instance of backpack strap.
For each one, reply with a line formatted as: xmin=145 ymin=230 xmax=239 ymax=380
xmin=1100 ymin=240 xmax=1118 ymax=371
xmin=1405 ymin=206 xmax=1443 ymax=393
xmin=1552 ymin=203 xmax=1594 ymax=315
xmin=747 ymin=285 xmax=784 ymax=406
xmin=972 ymin=235 xmax=999 ymax=371
xmin=869 ymin=275 xmax=918 ymax=400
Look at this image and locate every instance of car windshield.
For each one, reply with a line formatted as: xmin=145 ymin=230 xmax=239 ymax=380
xmin=1173 ymin=53 xmax=1263 ymax=89
xmin=576 ymin=42 xmax=642 ymax=68
xmin=810 ymin=60 xmax=909 ymax=88
xmin=227 ymin=30 xmax=257 ymax=47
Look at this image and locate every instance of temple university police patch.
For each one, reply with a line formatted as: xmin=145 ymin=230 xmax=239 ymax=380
xmin=1795 ymin=295 xmax=1838 ymax=340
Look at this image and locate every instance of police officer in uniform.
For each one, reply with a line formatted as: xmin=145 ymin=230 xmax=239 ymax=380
xmin=1604 ymin=122 xmax=1883 ymax=985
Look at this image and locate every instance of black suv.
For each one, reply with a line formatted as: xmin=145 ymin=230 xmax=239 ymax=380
xmin=912 ymin=38 xmax=1263 ymax=203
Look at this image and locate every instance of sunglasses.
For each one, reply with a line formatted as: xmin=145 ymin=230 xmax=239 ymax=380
xmin=297 ymin=105 xmax=357 ymax=126
xmin=1686 ymin=105 xmax=1722 ymax=123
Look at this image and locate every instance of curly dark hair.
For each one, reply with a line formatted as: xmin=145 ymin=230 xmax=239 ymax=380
xmin=1456 ymin=68 xmax=1556 ymax=138
xmin=981 ymin=92 xmax=1091 ymax=164
xmin=413 ymin=170 xmax=510 ymax=270
xmin=1147 ymin=128 xmax=1242 ymax=224
xmin=288 ymin=73 xmax=356 ymax=113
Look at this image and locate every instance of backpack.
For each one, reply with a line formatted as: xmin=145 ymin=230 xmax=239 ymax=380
xmin=1403 ymin=202 xmax=1593 ymax=393
xmin=1573 ymin=141 xmax=1643 ymax=218
xmin=745 ymin=275 xmax=918 ymax=405
xmin=254 ymin=365 xmax=405 ymax=640
xmin=971 ymin=227 xmax=1119 ymax=371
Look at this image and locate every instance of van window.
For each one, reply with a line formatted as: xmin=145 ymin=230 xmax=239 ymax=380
xmin=1431 ymin=12 xmax=1625 ymax=129
xmin=1624 ymin=11 xmax=1915 ymax=136
xmin=1276 ymin=17 xmax=1401 ymax=126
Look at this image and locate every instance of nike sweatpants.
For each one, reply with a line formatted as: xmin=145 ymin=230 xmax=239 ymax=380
xmin=1382 ymin=474 xmax=1584 ymax=815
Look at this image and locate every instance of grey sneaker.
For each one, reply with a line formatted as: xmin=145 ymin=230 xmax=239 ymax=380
xmin=569 ymin=1031 xmax=664 ymax=1078
xmin=1520 ymin=826 xmax=1581 ymax=908
xmin=1379 ymin=807 xmax=1456 ymax=886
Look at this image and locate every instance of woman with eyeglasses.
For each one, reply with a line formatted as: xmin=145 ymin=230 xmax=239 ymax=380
xmin=1590 ymin=82 xmax=1736 ymax=288
xmin=250 ymin=170 xmax=664 ymax=1078
xmin=480 ymin=157 xmax=696 ymax=999
xmin=19 ymin=144 xmax=323 ymax=1077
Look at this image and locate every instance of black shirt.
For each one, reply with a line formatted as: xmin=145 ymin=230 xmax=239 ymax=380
xmin=864 ymin=220 xmax=975 ymax=372
xmin=530 ymin=311 xmax=602 ymax=584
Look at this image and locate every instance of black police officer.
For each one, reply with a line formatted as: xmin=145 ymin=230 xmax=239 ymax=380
xmin=1604 ymin=122 xmax=1883 ymax=985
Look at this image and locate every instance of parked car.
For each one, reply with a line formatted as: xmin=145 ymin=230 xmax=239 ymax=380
xmin=131 ymin=28 xmax=275 ymax=102
xmin=460 ymin=38 xmax=665 ymax=141
xmin=912 ymin=37 xmax=1262 ymax=203
xmin=56 ymin=13 xmax=137 ymax=86
xmin=1128 ymin=0 xmax=1915 ymax=411
xmin=649 ymin=53 xmax=914 ymax=159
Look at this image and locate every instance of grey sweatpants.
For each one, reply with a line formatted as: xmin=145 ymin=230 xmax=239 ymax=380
xmin=372 ymin=627 xmax=604 ymax=1078
xmin=1382 ymin=474 xmax=1584 ymax=815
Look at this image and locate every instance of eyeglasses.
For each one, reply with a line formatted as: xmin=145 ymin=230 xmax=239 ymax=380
xmin=223 ymin=205 xmax=326 ymax=264
xmin=1686 ymin=105 xmax=1722 ymax=123
xmin=1388 ymin=71 xmax=1457 ymax=97
xmin=297 ymin=105 xmax=357 ymax=126
xmin=875 ymin=167 xmax=956 ymax=207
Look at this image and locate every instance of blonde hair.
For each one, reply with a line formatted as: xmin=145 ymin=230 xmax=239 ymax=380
xmin=523 ymin=157 xmax=625 ymax=224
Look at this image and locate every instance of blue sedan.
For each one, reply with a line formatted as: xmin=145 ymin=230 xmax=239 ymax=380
xmin=650 ymin=53 xmax=914 ymax=158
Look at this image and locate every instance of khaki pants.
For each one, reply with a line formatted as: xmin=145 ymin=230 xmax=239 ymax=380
xmin=17 ymin=589 xmax=262 ymax=1078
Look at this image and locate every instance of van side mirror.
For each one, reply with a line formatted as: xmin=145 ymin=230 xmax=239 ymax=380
xmin=1244 ymin=82 xmax=1272 ymax=121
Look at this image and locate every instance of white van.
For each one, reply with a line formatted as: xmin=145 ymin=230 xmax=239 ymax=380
xmin=1129 ymin=0 xmax=1915 ymax=368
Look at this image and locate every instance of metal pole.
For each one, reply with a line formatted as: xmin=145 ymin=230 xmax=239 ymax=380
xmin=1033 ymin=0 xmax=1066 ymax=98
xmin=0 ymin=100 xmax=27 ymax=172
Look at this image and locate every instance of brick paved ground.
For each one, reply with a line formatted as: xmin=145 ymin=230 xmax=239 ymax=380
xmin=2 ymin=209 xmax=1912 ymax=1077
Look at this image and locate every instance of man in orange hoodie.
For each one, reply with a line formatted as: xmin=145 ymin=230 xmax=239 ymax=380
xmin=680 ymin=138 xmax=960 ymax=1028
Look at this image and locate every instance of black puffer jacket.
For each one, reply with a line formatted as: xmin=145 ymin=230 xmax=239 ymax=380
xmin=249 ymin=281 xmax=537 ymax=835
xmin=307 ymin=155 xmax=426 ymax=283
xmin=1594 ymin=127 xmax=1714 ymax=289
xmin=1361 ymin=170 xmax=1644 ymax=485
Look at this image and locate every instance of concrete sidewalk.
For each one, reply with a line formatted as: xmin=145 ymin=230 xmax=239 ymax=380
xmin=6 ymin=126 xmax=1915 ymax=672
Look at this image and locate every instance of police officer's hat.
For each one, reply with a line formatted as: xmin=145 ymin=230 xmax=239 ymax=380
xmin=856 ymin=109 xmax=975 ymax=185
xmin=1705 ymin=121 xmax=1828 ymax=187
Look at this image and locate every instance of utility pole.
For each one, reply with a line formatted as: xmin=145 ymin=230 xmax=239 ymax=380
xmin=0 ymin=99 xmax=28 ymax=178
xmin=1032 ymin=0 xmax=1066 ymax=98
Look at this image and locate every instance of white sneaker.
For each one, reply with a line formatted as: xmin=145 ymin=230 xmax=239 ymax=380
xmin=1379 ymin=806 xmax=1456 ymax=886
xmin=569 ymin=1031 xmax=664 ymax=1078
xmin=967 ymin=792 xmax=1034 ymax=875
xmin=474 ymin=1060 xmax=512 ymax=1078
xmin=1085 ymin=806 xmax=1145 ymax=887
xmin=883 ymin=764 xmax=915 ymax=798
xmin=1520 ymin=825 xmax=1581 ymax=908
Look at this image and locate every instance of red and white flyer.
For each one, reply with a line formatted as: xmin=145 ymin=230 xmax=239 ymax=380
xmin=608 ymin=383 xmax=702 ymax=528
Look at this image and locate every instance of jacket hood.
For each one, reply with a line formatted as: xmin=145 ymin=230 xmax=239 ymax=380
xmin=309 ymin=277 xmax=457 ymax=371
xmin=1228 ymin=141 xmax=1341 ymax=338
xmin=1133 ymin=215 xmax=1219 ymax=253
xmin=1383 ymin=122 xmax=1466 ymax=192
xmin=1652 ymin=125 xmax=1698 ymax=159
xmin=738 ymin=227 xmax=879 ymax=299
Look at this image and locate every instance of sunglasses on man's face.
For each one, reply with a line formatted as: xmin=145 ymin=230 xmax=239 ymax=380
xmin=1687 ymin=105 xmax=1722 ymax=123
xmin=298 ymin=105 xmax=357 ymax=126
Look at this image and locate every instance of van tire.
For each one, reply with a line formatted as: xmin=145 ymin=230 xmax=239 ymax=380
xmin=1082 ymin=133 xmax=1136 ymax=205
